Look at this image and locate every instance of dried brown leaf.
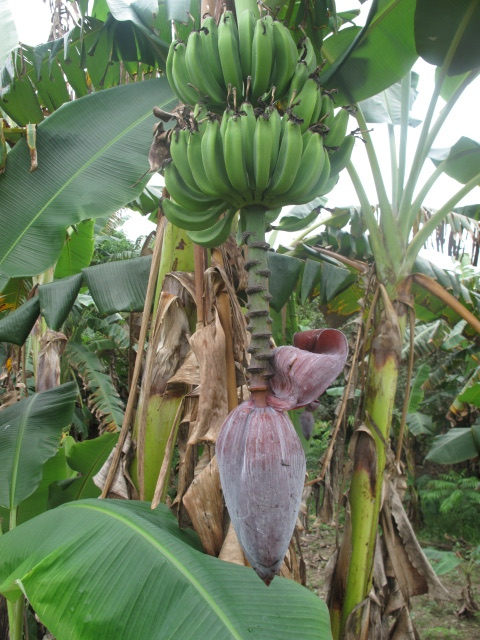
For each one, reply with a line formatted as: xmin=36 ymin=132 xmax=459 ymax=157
xmin=187 ymin=312 xmax=228 ymax=444
xmin=182 ymin=455 xmax=224 ymax=556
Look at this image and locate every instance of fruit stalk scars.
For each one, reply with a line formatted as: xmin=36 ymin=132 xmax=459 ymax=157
xmin=216 ymin=398 xmax=306 ymax=585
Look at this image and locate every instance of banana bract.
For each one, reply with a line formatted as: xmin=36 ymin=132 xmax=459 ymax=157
xmin=216 ymin=398 xmax=306 ymax=585
xmin=267 ymin=329 xmax=349 ymax=411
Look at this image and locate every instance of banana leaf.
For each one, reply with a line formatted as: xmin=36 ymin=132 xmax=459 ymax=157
xmin=39 ymin=274 xmax=84 ymax=330
xmin=83 ymin=255 xmax=152 ymax=314
xmin=426 ymin=423 xmax=480 ymax=464
xmin=428 ymin=137 xmax=480 ymax=185
xmin=0 ymin=296 xmax=40 ymax=345
xmin=65 ymin=342 xmax=124 ymax=431
xmin=49 ymin=432 xmax=118 ymax=507
xmin=0 ymin=438 xmax=76 ymax=533
xmin=415 ymin=0 xmax=480 ymax=75
xmin=320 ymin=0 xmax=418 ymax=105
xmin=54 ymin=220 xmax=96 ymax=279
xmin=0 ymin=383 xmax=77 ymax=510
xmin=0 ymin=77 xmax=176 ymax=278
xmin=0 ymin=499 xmax=332 ymax=640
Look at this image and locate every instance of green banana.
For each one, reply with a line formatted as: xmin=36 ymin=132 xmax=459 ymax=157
xmin=328 ymin=134 xmax=355 ymax=177
xmin=324 ymin=107 xmax=350 ymax=148
xmin=251 ymin=16 xmax=274 ymax=104
xmin=298 ymin=36 xmax=317 ymax=73
xmin=297 ymin=149 xmax=332 ymax=203
xmin=201 ymin=17 xmax=225 ymax=88
xmin=239 ymin=100 xmax=256 ymax=179
xmin=253 ymin=111 xmax=275 ymax=200
xmin=201 ymin=117 xmax=242 ymax=206
xmin=270 ymin=19 xmax=298 ymax=101
xmin=168 ymin=41 xmax=200 ymax=106
xmin=224 ymin=114 xmax=251 ymax=194
xmin=218 ymin=11 xmax=244 ymax=101
xmin=319 ymin=93 xmax=335 ymax=128
xmin=238 ymin=9 xmax=256 ymax=79
xmin=187 ymin=209 xmax=237 ymax=247
xmin=163 ymin=161 xmax=220 ymax=212
xmin=187 ymin=128 xmax=219 ymax=198
xmin=169 ymin=128 xmax=196 ymax=188
xmin=291 ymin=77 xmax=320 ymax=132
xmin=265 ymin=116 xmax=303 ymax=201
xmin=233 ymin=0 xmax=260 ymax=19
xmin=265 ymin=105 xmax=282 ymax=171
xmin=161 ymin=198 xmax=226 ymax=231
xmin=280 ymin=129 xmax=327 ymax=204
xmin=185 ymin=30 xmax=226 ymax=107
xmin=285 ymin=61 xmax=309 ymax=109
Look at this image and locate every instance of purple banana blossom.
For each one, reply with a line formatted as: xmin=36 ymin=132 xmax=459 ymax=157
xmin=216 ymin=398 xmax=305 ymax=585
xmin=267 ymin=329 xmax=348 ymax=411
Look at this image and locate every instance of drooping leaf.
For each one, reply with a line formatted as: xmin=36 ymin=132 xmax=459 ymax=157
xmin=49 ymin=432 xmax=118 ymax=507
xmin=422 ymin=548 xmax=463 ymax=576
xmin=0 ymin=499 xmax=332 ymax=640
xmin=271 ymin=198 xmax=325 ymax=232
xmin=38 ymin=274 xmax=84 ymax=331
xmin=321 ymin=0 xmax=418 ymax=105
xmin=414 ymin=0 xmax=480 ymax=75
xmin=426 ymin=423 xmax=480 ymax=464
xmin=83 ymin=255 xmax=152 ymax=314
xmin=458 ymin=382 xmax=480 ymax=407
xmin=301 ymin=259 xmax=322 ymax=303
xmin=0 ymin=296 xmax=40 ymax=345
xmin=268 ymin=253 xmax=303 ymax=312
xmin=0 ymin=78 xmax=176 ymax=278
xmin=65 ymin=341 xmax=124 ymax=431
xmin=0 ymin=383 xmax=77 ymax=510
xmin=54 ymin=220 xmax=96 ymax=279
xmin=406 ymin=412 xmax=434 ymax=436
xmin=407 ymin=363 xmax=431 ymax=412
xmin=429 ymin=137 xmax=480 ymax=185
xmin=359 ymin=73 xmax=421 ymax=126
xmin=166 ymin=0 xmax=192 ymax=23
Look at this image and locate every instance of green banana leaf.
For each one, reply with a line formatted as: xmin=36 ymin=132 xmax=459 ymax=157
xmin=406 ymin=412 xmax=435 ymax=437
xmin=0 ymin=499 xmax=332 ymax=640
xmin=414 ymin=0 xmax=480 ymax=75
xmin=49 ymin=432 xmax=118 ymax=507
xmin=320 ymin=0 xmax=418 ymax=105
xmin=0 ymin=437 xmax=77 ymax=532
xmin=0 ymin=296 xmax=40 ymax=345
xmin=0 ymin=0 xmax=17 ymax=66
xmin=65 ymin=342 xmax=125 ymax=431
xmin=0 ymin=78 xmax=176 ymax=278
xmin=426 ymin=423 xmax=480 ymax=464
xmin=359 ymin=73 xmax=421 ymax=126
xmin=54 ymin=220 xmax=96 ymax=279
xmin=39 ymin=274 xmax=84 ymax=331
xmin=268 ymin=253 xmax=303 ymax=312
xmin=83 ymin=255 xmax=152 ymax=314
xmin=429 ymin=137 xmax=480 ymax=184
xmin=0 ymin=383 xmax=77 ymax=510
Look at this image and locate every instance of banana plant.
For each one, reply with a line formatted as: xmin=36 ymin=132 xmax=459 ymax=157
xmin=278 ymin=1 xmax=480 ymax=636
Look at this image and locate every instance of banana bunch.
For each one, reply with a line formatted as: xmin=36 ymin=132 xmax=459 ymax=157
xmin=166 ymin=5 xmax=321 ymax=130
xmin=160 ymin=100 xmax=356 ymax=247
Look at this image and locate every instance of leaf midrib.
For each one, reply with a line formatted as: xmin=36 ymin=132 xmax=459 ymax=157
xmin=69 ymin=501 xmax=244 ymax=639
xmin=2 ymin=89 xmax=172 ymax=265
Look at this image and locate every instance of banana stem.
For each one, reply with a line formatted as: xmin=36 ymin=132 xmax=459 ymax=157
xmin=242 ymin=205 xmax=273 ymax=398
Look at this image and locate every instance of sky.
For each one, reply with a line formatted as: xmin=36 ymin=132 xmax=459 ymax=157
xmin=7 ymin=0 xmax=480 ymax=252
